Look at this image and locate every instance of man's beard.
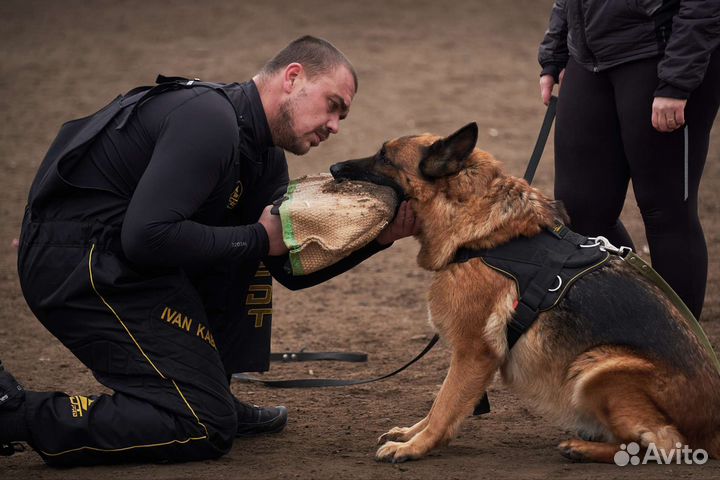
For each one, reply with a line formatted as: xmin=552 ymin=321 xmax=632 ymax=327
xmin=272 ymin=96 xmax=309 ymax=155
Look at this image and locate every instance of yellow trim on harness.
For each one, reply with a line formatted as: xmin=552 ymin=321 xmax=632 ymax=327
xmin=479 ymin=254 xmax=610 ymax=312
xmin=40 ymin=244 xmax=210 ymax=458
xmin=546 ymin=254 xmax=610 ymax=310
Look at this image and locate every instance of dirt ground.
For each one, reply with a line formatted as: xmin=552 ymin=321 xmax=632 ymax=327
xmin=1 ymin=0 xmax=719 ymax=478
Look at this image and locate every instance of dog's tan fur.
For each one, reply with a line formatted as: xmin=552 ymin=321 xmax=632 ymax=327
xmin=332 ymin=124 xmax=720 ymax=463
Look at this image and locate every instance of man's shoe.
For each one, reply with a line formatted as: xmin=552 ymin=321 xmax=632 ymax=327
xmin=0 ymin=360 xmax=28 ymax=456
xmin=0 ymin=442 xmax=25 ymax=456
xmin=0 ymin=361 xmax=25 ymax=411
xmin=234 ymin=398 xmax=288 ymax=437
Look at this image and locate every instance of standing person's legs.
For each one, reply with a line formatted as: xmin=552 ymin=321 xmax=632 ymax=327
xmin=554 ymin=59 xmax=635 ymax=248
xmin=7 ymin=221 xmax=237 ymax=466
xmin=611 ymin=51 xmax=720 ymax=319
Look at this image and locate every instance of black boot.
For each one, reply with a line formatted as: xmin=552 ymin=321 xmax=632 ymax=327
xmin=0 ymin=360 xmax=24 ymax=409
xmin=0 ymin=360 xmax=29 ymax=455
xmin=233 ymin=397 xmax=288 ymax=437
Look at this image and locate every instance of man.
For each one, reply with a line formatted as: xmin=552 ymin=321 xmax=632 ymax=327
xmin=0 ymin=36 xmax=417 ymax=466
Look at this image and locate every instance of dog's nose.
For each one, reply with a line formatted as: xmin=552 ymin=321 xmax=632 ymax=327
xmin=329 ymin=163 xmax=344 ymax=179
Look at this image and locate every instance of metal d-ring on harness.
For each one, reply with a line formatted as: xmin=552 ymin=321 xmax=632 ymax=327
xmin=548 ymin=276 xmax=562 ymax=292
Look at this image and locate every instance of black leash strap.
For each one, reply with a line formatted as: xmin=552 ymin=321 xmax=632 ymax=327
xmin=233 ymin=334 xmax=439 ymax=388
xmin=523 ymin=95 xmax=557 ymax=184
xmin=269 ymin=351 xmax=367 ymax=363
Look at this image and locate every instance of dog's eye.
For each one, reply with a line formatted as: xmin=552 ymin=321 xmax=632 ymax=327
xmin=378 ymin=147 xmax=392 ymax=166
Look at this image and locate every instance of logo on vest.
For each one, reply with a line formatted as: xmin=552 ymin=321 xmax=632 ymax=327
xmin=69 ymin=395 xmax=94 ymax=418
xmin=246 ymin=264 xmax=272 ymax=328
xmin=227 ymin=182 xmax=243 ymax=209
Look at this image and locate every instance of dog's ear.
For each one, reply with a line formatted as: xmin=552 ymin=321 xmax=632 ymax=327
xmin=420 ymin=122 xmax=478 ymax=179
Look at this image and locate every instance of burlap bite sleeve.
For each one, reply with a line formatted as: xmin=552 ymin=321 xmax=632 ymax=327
xmin=278 ymin=173 xmax=398 ymax=275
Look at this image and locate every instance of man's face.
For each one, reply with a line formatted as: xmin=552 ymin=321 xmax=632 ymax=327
xmin=272 ymin=65 xmax=355 ymax=155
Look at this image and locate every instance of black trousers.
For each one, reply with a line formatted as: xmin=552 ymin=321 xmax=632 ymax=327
xmin=554 ymin=50 xmax=720 ymax=319
xmin=17 ymin=219 xmax=237 ymax=466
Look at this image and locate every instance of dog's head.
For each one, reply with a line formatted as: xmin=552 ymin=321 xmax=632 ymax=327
xmin=330 ymin=122 xmax=566 ymax=270
xmin=330 ymin=122 xmax=481 ymax=201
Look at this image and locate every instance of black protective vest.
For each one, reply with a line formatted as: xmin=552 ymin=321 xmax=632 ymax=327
xmin=454 ymin=223 xmax=610 ymax=349
xmin=25 ymin=75 xmax=275 ymax=374
xmin=27 ymin=76 xmax=234 ymax=214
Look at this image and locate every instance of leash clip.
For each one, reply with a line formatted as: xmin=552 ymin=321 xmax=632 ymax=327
xmin=581 ymin=236 xmax=632 ymax=258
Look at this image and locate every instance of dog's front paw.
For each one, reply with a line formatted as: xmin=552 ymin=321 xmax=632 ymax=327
xmin=558 ymin=439 xmax=590 ymax=462
xmin=378 ymin=426 xmax=413 ymax=445
xmin=376 ymin=440 xmax=426 ymax=463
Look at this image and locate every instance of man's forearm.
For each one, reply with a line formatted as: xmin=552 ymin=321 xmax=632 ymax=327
xmin=264 ymin=239 xmax=392 ymax=291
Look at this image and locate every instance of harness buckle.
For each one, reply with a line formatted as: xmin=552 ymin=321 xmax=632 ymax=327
xmin=580 ymin=236 xmax=632 ymax=258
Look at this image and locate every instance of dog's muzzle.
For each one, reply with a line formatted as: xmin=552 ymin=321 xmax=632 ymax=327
xmin=330 ymin=161 xmax=406 ymax=199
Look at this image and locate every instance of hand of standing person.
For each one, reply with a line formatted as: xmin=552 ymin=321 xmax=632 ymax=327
xmin=652 ymin=97 xmax=687 ymax=133
xmin=258 ymin=205 xmax=290 ymax=256
xmin=540 ymin=69 xmax=565 ymax=105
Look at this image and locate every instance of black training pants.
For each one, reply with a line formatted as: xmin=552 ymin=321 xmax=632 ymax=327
xmin=554 ymin=51 xmax=720 ymax=319
xmin=17 ymin=218 xmax=237 ymax=466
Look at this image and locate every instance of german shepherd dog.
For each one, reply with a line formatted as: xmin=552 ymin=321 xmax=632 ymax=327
xmin=329 ymin=123 xmax=720 ymax=463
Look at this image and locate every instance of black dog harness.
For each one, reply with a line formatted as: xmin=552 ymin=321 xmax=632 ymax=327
xmin=453 ymin=223 xmax=611 ymax=349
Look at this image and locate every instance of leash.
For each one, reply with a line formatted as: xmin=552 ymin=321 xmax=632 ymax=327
xmin=233 ymin=335 xmax=439 ymax=388
xmin=524 ymin=96 xmax=558 ymax=183
xmin=626 ymin=251 xmax=720 ymax=373
xmin=269 ymin=351 xmax=367 ymax=363
xmin=587 ymin=238 xmax=720 ymax=374
xmin=233 ymin=98 xmax=560 ymax=403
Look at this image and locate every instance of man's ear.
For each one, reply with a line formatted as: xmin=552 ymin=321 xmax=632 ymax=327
xmin=282 ymin=63 xmax=304 ymax=93
xmin=419 ymin=122 xmax=478 ymax=179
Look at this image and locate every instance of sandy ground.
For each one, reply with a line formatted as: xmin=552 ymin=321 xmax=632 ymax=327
xmin=1 ymin=0 xmax=719 ymax=478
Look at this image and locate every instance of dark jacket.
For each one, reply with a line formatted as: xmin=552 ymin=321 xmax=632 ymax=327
xmin=538 ymin=0 xmax=720 ymax=98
